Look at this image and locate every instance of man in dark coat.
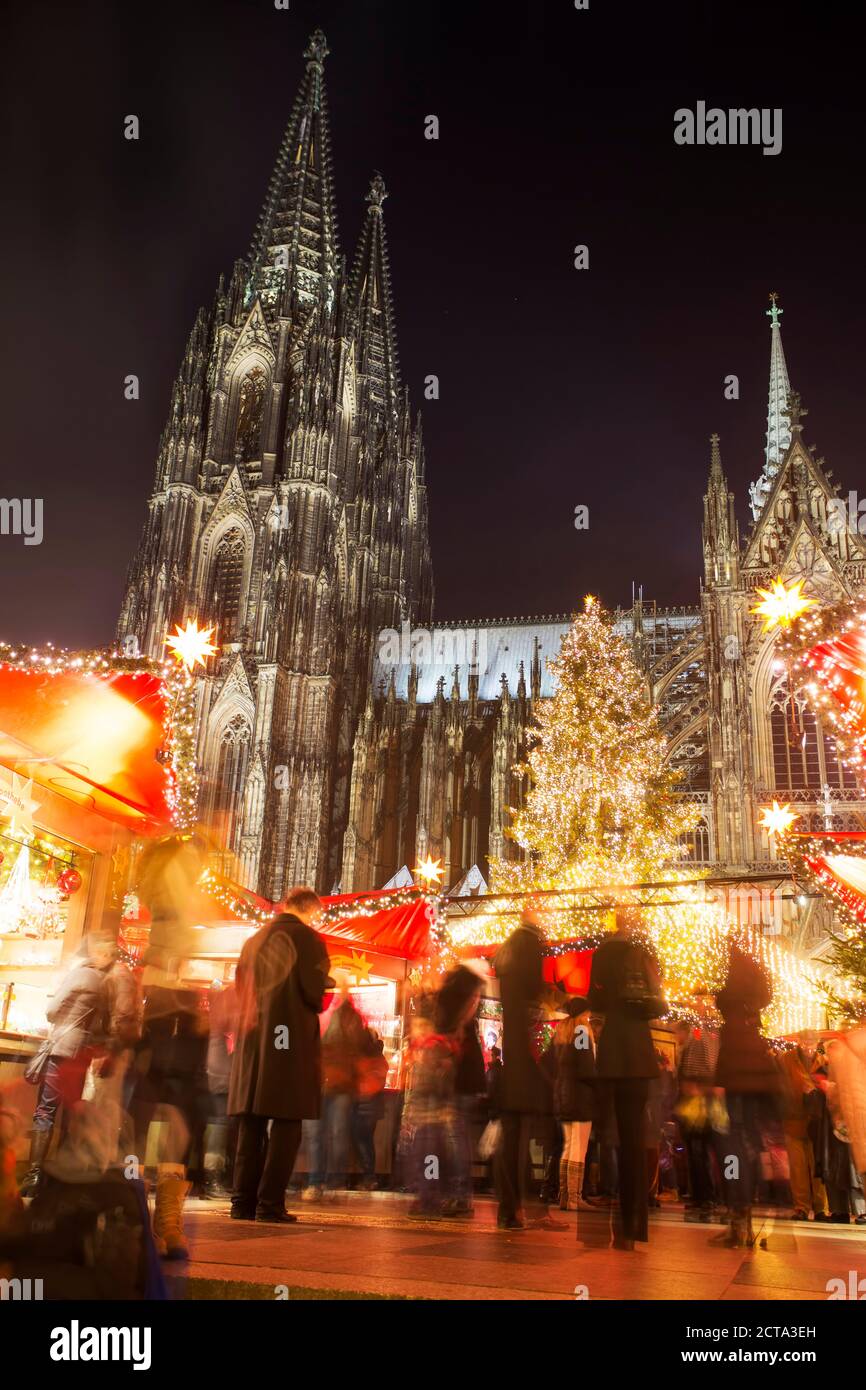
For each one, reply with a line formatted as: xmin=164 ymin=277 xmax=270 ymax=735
xmin=588 ymin=909 xmax=665 ymax=1248
xmin=228 ymin=887 xmax=333 ymax=1222
xmin=493 ymin=911 xmax=557 ymax=1229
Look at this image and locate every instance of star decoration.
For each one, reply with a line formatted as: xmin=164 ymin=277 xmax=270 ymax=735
xmin=751 ymin=577 xmax=816 ymax=634
xmin=165 ymin=620 xmax=218 ymax=672
xmin=0 ymin=771 xmax=41 ymax=837
xmin=759 ymin=801 xmax=797 ymax=837
xmin=414 ymin=855 xmax=443 ymax=886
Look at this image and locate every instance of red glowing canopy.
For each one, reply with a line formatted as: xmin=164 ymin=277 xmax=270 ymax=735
xmin=789 ymin=830 xmax=866 ymax=928
xmin=319 ymin=889 xmax=434 ymax=960
xmin=803 ymin=627 xmax=866 ymax=770
xmin=0 ymin=660 xmax=177 ymax=832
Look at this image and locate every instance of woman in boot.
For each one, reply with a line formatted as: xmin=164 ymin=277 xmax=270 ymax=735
xmin=712 ymin=940 xmax=780 ymax=1249
xmin=549 ymin=996 xmax=597 ymax=1211
xmin=21 ymin=934 xmax=115 ymax=1197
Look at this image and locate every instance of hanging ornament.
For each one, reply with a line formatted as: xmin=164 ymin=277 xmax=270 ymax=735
xmin=57 ymin=867 xmax=82 ymax=896
xmin=0 ymin=846 xmax=32 ymax=932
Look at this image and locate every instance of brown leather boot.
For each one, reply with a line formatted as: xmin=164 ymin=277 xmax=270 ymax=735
xmin=19 ymin=1129 xmax=51 ymax=1198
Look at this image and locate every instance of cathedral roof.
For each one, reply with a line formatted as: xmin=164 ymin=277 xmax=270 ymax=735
xmin=373 ymin=610 xmax=701 ymax=703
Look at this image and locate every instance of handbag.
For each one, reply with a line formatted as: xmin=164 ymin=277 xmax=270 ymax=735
xmin=478 ymin=1119 xmax=501 ymax=1160
xmin=24 ymin=1038 xmax=53 ymax=1086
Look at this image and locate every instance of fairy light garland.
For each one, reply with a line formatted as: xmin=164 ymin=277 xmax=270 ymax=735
xmin=0 ymin=641 xmax=199 ymax=831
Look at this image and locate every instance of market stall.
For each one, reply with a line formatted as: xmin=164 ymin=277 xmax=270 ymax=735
xmin=0 ymin=644 xmax=195 ymax=1069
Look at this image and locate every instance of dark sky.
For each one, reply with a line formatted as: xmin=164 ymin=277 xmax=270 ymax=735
xmin=2 ymin=0 xmax=864 ymax=645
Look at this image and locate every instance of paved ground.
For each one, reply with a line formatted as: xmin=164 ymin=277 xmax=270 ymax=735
xmin=174 ymin=1193 xmax=866 ymax=1301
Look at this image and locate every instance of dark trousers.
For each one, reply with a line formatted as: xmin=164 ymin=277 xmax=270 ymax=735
xmin=724 ymin=1092 xmax=763 ymax=1211
xmin=233 ymin=1115 xmax=302 ymax=1211
xmin=683 ymin=1123 xmax=718 ymax=1207
xmin=495 ymin=1111 xmax=534 ymax=1222
xmin=612 ymin=1078 xmax=650 ymax=1241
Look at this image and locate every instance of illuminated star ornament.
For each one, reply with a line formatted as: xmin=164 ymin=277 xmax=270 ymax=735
xmin=414 ymin=855 xmax=443 ymax=887
xmin=165 ymin=620 xmax=218 ymax=673
xmin=759 ymin=801 xmax=797 ymax=837
xmin=751 ymin=577 xmax=816 ymax=634
xmin=0 ymin=771 xmax=41 ymax=837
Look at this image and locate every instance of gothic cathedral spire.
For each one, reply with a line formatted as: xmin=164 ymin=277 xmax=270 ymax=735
xmin=749 ymin=292 xmax=793 ymax=519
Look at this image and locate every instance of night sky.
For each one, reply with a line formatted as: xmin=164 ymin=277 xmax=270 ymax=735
xmin=2 ymin=0 xmax=864 ymax=645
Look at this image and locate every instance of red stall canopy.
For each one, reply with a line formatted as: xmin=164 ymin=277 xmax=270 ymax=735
xmin=0 ymin=659 xmax=178 ymax=833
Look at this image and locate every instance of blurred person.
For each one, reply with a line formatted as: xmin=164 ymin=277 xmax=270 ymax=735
xmin=305 ymin=992 xmax=367 ymax=1199
xmin=436 ymin=965 xmax=485 ymax=1217
xmin=778 ymin=1044 xmax=826 ymax=1220
xmin=229 ymin=887 xmax=333 ymax=1224
xmin=203 ymin=980 xmax=239 ymax=1197
xmin=493 ymin=910 xmax=559 ymax=1231
xmin=827 ymin=1023 xmax=866 ymax=1197
xmin=132 ymin=832 xmax=213 ymax=1258
xmin=712 ymin=941 xmax=780 ymax=1248
xmin=588 ymin=909 xmax=666 ymax=1249
xmin=352 ymin=1026 xmax=388 ymax=1190
xmin=646 ymin=1048 xmax=676 ymax=1206
xmin=20 ymin=932 xmax=115 ymax=1198
xmin=547 ymin=995 xmax=597 ymax=1211
xmin=674 ymin=1019 xmax=722 ymax=1222
xmin=486 ymin=1044 xmax=504 ymax=1118
xmin=401 ymin=987 xmax=461 ymax=1219
xmin=818 ymin=1029 xmax=866 ymax=1224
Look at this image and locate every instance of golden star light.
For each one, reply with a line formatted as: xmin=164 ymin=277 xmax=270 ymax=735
xmin=165 ymin=620 xmax=218 ymax=673
xmin=751 ymin=577 xmax=816 ymax=633
xmin=759 ymin=800 xmax=797 ymax=837
xmin=414 ymin=855 xmax=443 ymax=886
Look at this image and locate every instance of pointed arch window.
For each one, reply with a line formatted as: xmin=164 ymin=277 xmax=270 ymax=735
xmin=769 ymin=675 xmax=857 ymax=792
xmin=235 ymin=365 xmax=267 ymax=463
xmin=212 ymin=528 xmax=246 ymax=640
xmin=214 ymin=714 xmax=252 ymax=856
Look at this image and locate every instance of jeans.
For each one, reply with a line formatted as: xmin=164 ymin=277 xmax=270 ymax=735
xmin=308 ymin=1092 xmax=352 ymax=1188
xmin=33 ymin=1054 xmax=91 ymax=1133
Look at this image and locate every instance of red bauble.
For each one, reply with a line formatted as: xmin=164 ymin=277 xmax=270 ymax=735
xmin=57 ymin=867 xmax=82 ymax=895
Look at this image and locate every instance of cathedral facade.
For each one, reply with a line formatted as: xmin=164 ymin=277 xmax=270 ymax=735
xmin=119 ymin=31 xmax=866 ymax=906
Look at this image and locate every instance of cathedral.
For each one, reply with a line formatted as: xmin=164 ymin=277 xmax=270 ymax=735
xmin=119 ymin=31 xmax=866 ymax=905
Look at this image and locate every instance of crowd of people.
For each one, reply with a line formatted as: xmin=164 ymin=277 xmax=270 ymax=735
xmin=3 ymin=875 xmax=866 ymax=1281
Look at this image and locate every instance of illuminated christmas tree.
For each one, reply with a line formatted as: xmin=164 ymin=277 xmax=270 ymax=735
xmin=492 ymin=598 xmax=698 ymax=914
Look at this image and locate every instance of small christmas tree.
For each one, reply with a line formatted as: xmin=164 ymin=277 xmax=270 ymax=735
xmin=820 ymin=929 xmax=866 ymax=1023
xmin=492 ymin=598 xmax=697 ymax=913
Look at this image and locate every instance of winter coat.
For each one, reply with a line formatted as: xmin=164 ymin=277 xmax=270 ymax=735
xmin=45 ymin=960 xmax=111 ymax=1059
xmin=322 ymin=1000 xmax=367 ymax=1095
xmin=714 ymin=949 xmax=778 ymax=1096
xmin=455 ymin=1020 xmax=487 ymax=1097
xmin=549 ymin=1029 xmax=596 ymax=1122
xmin=588 ymin=935 xmax=663 ymax=1080
xmin=228 ymin=913 xmax=331 ymax=1121
xmin=827 ymin=1025 xmax=866 ymax=1175
xmin=105 ymin=961 xmax=142 ymax=1050
xmin=495 ymin=924 xmax=550 ymax=1113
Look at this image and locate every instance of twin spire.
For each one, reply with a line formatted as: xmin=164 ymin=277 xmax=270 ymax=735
xmin=245 ymin=31 xmax=401 ymax=418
